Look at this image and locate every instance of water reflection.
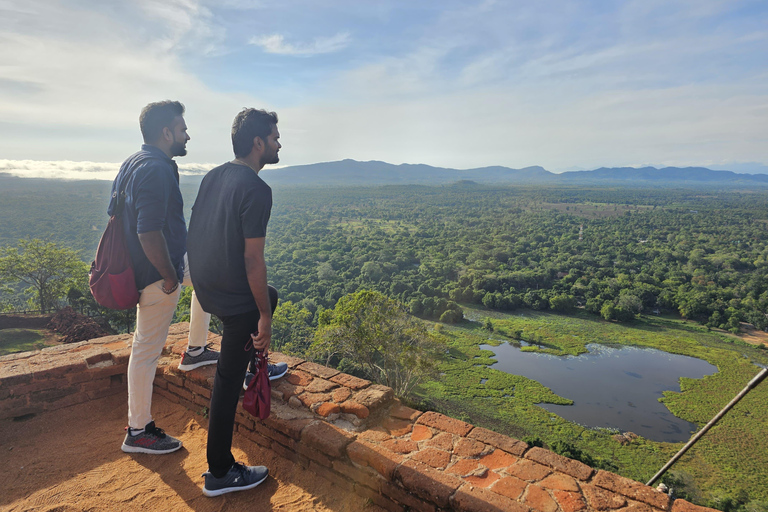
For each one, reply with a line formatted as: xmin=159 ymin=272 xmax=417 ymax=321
xmin=479 ymin=342 xmax=718 ymax=442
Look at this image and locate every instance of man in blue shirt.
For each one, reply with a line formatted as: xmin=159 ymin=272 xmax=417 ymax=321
xmin=112 ymin=101 xmax=218 ymax=455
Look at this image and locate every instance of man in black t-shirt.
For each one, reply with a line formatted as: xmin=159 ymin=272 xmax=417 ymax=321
xmin=187 ymin=109 xmax=283 ymax=497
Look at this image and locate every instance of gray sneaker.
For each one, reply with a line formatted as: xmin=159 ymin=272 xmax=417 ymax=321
xmin=121 ymin=421 xmax=182 ymax=454
xmin=178 ymin=345 xmax=220 ymax=371
xmin=202 ymin=462 xmax=269 ymax=497
xmin=243 ymin=362 xmax=289 ymax=390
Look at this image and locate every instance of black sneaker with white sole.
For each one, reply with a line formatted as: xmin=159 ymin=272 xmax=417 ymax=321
xmin=243 ymin=362 xmax=289 ymax=390
xmin=178 ymin=344 xmax=220 ymax=371
xmin=202 ymin=462 xmax=269 ymax=497
xmin=121 ymin=421 xmax=182 ymax=454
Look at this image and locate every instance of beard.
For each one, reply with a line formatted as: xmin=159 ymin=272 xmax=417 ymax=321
xmin=260 ymin=151 xmax=279 ymax=167
xmin=169 ymin=140 xmax=187 ymax=157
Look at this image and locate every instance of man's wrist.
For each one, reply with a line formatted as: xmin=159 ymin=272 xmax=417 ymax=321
xmin=161 ymin=280 xmax=179 ymax=294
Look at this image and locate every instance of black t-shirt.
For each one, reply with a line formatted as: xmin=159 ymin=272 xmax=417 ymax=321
xmin=187 ymin=162 xmax=272 ymax=317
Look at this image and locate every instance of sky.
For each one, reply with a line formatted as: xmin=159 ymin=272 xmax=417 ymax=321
xmin=0 ymin=0 xmax=767 ymax=179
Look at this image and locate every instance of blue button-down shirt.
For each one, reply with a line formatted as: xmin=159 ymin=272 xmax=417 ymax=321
xmin=109 ymin=145 xmax=186 ymax=290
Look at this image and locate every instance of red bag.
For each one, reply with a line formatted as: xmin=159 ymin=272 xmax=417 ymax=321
xmin=243 ymin=349 xmax=271 ymax=419
xmin=89 ymin=175 xmax=140 ymax=310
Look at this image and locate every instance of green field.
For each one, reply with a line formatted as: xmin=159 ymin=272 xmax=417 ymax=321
xmin=0 ymin=328 xmax=49 ymax=355
xmin=416 ymin=309 xmax=768 ymax=504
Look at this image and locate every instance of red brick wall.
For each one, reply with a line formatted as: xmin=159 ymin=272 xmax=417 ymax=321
xmin=0 ymin=324 xmax=718 ymax=512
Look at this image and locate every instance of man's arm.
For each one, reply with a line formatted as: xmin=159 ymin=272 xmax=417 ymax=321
xmin=138 ymin=231 xmax=178 ymax=293
xmin=244 ymin=237 xmax=272 ymax=350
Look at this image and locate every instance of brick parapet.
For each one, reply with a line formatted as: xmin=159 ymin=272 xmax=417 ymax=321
xmin=0 ymin=323 xmax=719 ymax=512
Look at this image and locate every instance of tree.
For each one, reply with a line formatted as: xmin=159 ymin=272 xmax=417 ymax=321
xmin=0 ymin=239 xmax=86 ymax=313
xmin=310 ymin=290 xmax=445 ymax=398
xmin=272 ymin=300 xmax=316 ymax=355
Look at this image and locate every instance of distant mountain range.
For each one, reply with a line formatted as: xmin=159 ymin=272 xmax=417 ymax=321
xmin=252 ymin=159 xmax=768 ymax=187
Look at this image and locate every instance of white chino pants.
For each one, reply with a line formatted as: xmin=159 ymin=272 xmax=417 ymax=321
xmin=126 ymin=256 xmax=211 ymax=429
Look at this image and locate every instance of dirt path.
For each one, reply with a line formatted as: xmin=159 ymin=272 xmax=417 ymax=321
xmin=0 ymin=393 xmax=371 ymax=512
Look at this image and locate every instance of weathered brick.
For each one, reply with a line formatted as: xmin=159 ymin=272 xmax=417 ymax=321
xmin=593 ymin=471 xmax=671 ymax=511
xmin=152 ymin=376 xmax=168 ymax=389
xmin=263 ymin=415 xmax=313 ymax=441
xmin=411 ymin=425 xmax=433 ymax=441
xmin=454 ymin=437 xmax=488 ymax=458
xmin=332 ymin=460 xmax=382 ymax=491
xmin=451 ymin=482 xmax=531 ymax=512
xmin=294 ymin=441 xmax=333 ymax=467
xmin=379 ymin=480 xmax=437 ymax=512
xmin=270 ymin=352 xmax=305 ymax=369
xmin=425 ymin=432 xmax=454 ymax=451
xmin=154 ymin=387 xmax=180 ymax=404
xmin=416 ymin=411 xmax=473 ymax=437
xmin=297 ymin=361 xmax=339 ymax=379
xmin=465 ymin=469 xmax=501 ymax=489
xmin=395 ymin=459 xmax=463 ymax=509
xmin=66 ymin=371 xmax=94 ymax=385
xmin=353 ymin=483 xmax=405 ymax=512
xmin=0 ymin=397 xmax=28 ymax=414
xmin=525 ymin=447 xmax=594 ymax=481
xmin=354 ymin=385 xmax=395 ymax=410
xmin=524 ymin=484 xmax=558 ymax=512
xmin=553 ymin=490 xmax=588 ymax=512
xmin=411 ymin=447 xmax=451 ymax=469
xmin=163 ymin=372 xmax=184 ymax=387
xmin=185 ymin=380 xmax=212 ymax=399
xmin=273 ymin=380 xmax=304 ymax=400
xmin=11 ymin=376 xmax=70 ymax=396
xmin=297 ymin=391 xmax=332 ymax=408
xmin=85 ymin=351 xmax=112 ymax=366
xmin=30 ymin=386 xmax=79 ymax=403
xmin=79 ymin=378 xmax=112 ymax=393
xmin=45 ymin=392 xmax=89 ymax=411
xmin=507 ymin=459 xmax=552 ymax=482
xmin=286 ymin=370 xmax=313 ymax=386
xmin=305 ymin=377 xmax=338 ymax=393
xmin=390 ymin=403 xmax=422 ymax=422
xmin=582 ymin=483 xmax=628 ymax=510
xmin=330 ymin=372 xmax=371 ymax=390
xmin=671 ymin=500 xmax=720 ymax=512
xmin=27 ymin=358 xmax=87 ymax=378
xmin=302 ymin=420 xmax=355 ymax=458
xmin=0 ymin=404 xmax=43 ymax=420
xmin=490 ymin=476 xmax=528 ymax=501
xmin=86 ymin=385 xmax=124 ymax=400
xmin=340 ymin=400 xmax=370 ymax=419
xmin=167 ymin=382 xmax=195 ymax=402
xmin=348 ymin=439 xmax=404 ymax=480
xmin=238 ymin=426 xmax=272 ymax=449
xmin=480 ymin=449 xmax=517 ymax=470
xmin=540 ymin=473 xmax=579 ymax=492
xmin=360 ymin=429 xmax=391 ymax=443
xmin=86 ymin=363 xmax=128 ymax=381
xmin=271 ymin=438 xmax=301 ymax=463
xmin=309 ymin=460 xmax=354 ymax=492
xmin=316 ymin=402 xmax=341 ymax=416
xmin=332 ymin=387 xmax=352 ymax=403
xmin=381 ymin=416 xmax=411 ymax=436
xmin=468 ymin=426 xmax=528 ymax=457
xmin=447 ymin=458 xmax=482 ymax=477
xmin=383 ymin=439 xmax=419 ymax=454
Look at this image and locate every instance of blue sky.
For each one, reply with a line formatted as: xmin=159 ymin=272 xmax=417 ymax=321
xmin=0 ymin=0 xmax=767 ymax=177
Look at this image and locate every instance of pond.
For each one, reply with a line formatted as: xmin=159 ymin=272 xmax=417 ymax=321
xmin=479 ymin=342 xmax=718 ymax=442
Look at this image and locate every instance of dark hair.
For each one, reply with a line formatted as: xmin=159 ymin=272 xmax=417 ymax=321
xmin=232 ymin=108 xmax=278 ymax=158
xmin=139 ymin=100 xmax=185 ymax=143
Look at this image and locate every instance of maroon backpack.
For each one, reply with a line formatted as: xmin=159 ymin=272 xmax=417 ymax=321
xmin=88 ymin=173 xmax=140 ymax=310
xmin=243 ymin=349 xmax=271 ymax=420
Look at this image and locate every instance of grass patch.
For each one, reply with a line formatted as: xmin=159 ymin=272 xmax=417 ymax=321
xmin=0 ymin=328 xmax=49 ymax=355
xmin=418 ymin=308 xmax=768 ymax=504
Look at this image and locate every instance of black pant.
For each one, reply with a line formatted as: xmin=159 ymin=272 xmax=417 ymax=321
xmin=206 ymin=285 xmax=278 ymax=477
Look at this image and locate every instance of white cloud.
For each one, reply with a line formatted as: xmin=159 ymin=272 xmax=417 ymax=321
xmin=249 ymin=32 xmax=350 ymax=56
xmin=0 ymin=159 xmax=218 ymax=180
